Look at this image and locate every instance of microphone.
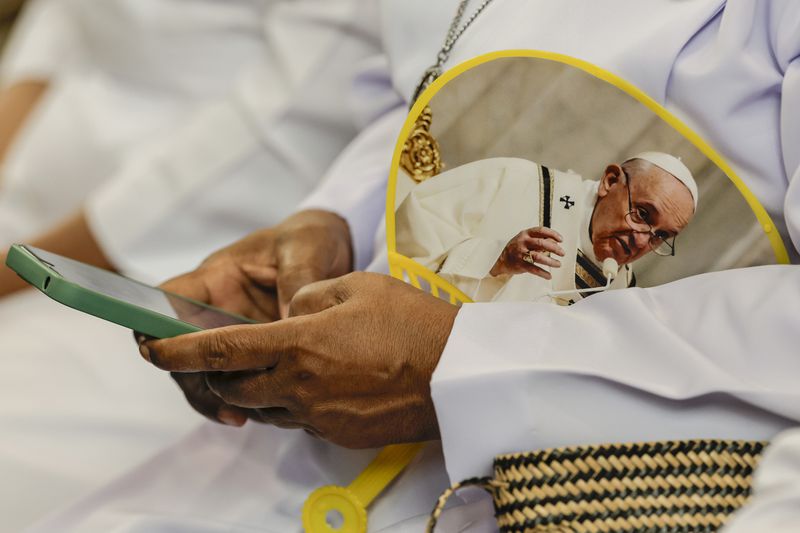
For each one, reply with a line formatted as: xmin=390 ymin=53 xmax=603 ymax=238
xmin=602 ymin=258 xmax=619 ymax=281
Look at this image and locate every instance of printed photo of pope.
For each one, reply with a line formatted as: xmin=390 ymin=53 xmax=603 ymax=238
xmin=396 ymin=151 xmax=698 ymax=303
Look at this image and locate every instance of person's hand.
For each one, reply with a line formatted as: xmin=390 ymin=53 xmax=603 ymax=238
xmin=489 ymin=227 xmax=565 ymax=279
xmin=161 ymin=209 xmax=353 ymax=322
xmin=139 ymin=272 xmax=459 ymax=448
xmin=145 ymin=209 xmax=354 ymax=427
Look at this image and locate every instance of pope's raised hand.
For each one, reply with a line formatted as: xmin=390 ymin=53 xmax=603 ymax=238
xmin=490 ymin=226 xmax=565 ymax=279
xmin=139 ymin=272 xmax=459 ymax=449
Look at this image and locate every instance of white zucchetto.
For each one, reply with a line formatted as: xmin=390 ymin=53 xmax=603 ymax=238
xmin=626 ymin=151 xmax=698 ymax=210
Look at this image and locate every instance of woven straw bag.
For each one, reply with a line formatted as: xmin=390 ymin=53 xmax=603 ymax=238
xmin=427 ymin=440 xmax=765 ymax=533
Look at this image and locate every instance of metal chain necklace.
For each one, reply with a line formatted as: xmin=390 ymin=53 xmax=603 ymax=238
xmin=410 ymin=0 xmax=496 ymax=105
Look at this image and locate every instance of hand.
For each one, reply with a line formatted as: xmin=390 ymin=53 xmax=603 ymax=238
xmin=147 ymin=209 xmax=354 ymax=427
xmin=139 ymin=272 xmax=459 ymax=448
xmin=161 ymin=209 xmax=353 ymax=322
xmin=489 ymin=227 xmax=565 ymax=279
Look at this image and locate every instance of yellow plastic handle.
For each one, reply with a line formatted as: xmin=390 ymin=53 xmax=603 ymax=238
xmin=302 ymin=443 xmax=425 ymax=532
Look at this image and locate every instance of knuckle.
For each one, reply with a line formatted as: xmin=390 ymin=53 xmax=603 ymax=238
xmin=341 ymin=272 xmax=367 ymax=297
xmin=333 ymin=283 xmax=351 ymax=305
xmin=201 ymin=335 xmax=231 ymax=370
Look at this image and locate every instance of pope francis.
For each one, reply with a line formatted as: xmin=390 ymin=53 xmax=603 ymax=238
xmin=396 ymin=152 xmax=698 ymax=302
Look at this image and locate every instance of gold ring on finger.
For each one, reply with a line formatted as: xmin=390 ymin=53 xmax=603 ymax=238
xmin=523 ymin=250 xmax=536 ymax=265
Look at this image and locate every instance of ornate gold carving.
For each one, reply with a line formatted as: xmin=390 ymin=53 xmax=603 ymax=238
xmin=400 ymin=106 xmax=442 ymax=182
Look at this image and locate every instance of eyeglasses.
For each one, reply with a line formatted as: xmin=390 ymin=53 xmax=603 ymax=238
xmin=623 ymin=170 xmax=676 ymax=257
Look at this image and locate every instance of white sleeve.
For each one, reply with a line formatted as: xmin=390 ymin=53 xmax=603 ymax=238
xmin=431 ymin=265 xmax=800 ymax=482
xmin=0 ymin=0 xmax=82 ymax=85
xmin=722 ymin=428 xmax=800 ymax=532
xmin=719 ymin=17 xmax=800 ymax=532
xmin=782 ymin=57 xmax=800 ymax=253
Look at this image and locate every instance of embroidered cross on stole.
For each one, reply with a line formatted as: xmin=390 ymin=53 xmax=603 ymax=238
xmin=539 ymin=168 xmax=632 ymax=305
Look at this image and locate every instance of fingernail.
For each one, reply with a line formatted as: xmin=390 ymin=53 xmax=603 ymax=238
xmin=139 ymin=343 xmax=151 ymax=362
xmin=218 ymin=407 xmax=246 ymax=427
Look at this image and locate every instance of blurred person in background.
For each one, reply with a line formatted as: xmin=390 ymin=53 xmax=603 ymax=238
xmin=0 ymin=0 xmax=269 ymax=244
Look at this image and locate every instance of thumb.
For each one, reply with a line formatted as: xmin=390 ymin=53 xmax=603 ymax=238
xmin=275 ymin=228 xmax=345 ymax=318
xmin=277 ymin=263 xmax=330 ymax=319
xmin=273 ymin=216 xmax=353 ymax=318
xmin=287 ymin=277 xmax=351 ymax=318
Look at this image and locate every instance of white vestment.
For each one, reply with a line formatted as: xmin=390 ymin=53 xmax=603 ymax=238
xmin=396 ymin=158 xmax=630 ymax=302
xmin=20 ymin=1 xmax=800 ymax=532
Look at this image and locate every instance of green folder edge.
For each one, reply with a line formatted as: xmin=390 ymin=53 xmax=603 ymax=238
xmin=5 ymin=244 xmax=256 ymax=339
